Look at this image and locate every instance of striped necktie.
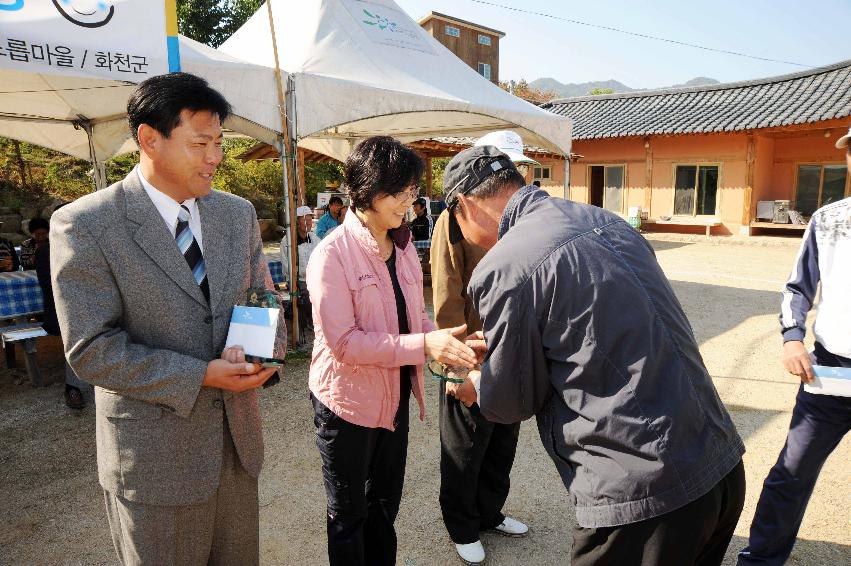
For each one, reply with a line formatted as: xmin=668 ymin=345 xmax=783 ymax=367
xmin=175 ymin=205 xmax=210 ymax=302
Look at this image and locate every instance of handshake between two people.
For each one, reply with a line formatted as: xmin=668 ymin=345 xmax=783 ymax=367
xmin=201 ymin=325 xmax=489 ymax=396
xmin=202 ymin=346 xmax=279 ymax=393
xmin=425 ymin=324 xmax=488 ymax=408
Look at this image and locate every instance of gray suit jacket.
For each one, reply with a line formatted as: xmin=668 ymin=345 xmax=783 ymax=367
xmin=50 ymin=170 xmax=283 ymax=506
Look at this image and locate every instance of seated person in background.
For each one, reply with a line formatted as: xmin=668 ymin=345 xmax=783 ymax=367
xmin=313 ymin=206 xmax=325 ymax=224
xmin=0 ymin=237 xmax=20 ymax=272
xmin=20 ymin=217 xmax=50 ymax=270
xmin=315 ymin=196 xmax=343 ymax=239
xmin=410 ymin=197 xmax=432 ymax=241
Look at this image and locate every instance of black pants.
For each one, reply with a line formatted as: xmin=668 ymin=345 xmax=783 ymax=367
xmin=312 ymin=389 xmax=410 ymax=566
xmin=439 ymin=380 xmax=521 ymax=544
xmin=296 ymin=280 xmax=312 ymax=333
xmin=738 ymin=343 xmax=851 ymax=565
xmin=571 ymin=460 xmax=746 ymax=566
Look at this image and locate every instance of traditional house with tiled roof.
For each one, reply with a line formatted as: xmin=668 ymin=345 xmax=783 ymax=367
xmin=543 ymin=60 xmax=851 ymax=235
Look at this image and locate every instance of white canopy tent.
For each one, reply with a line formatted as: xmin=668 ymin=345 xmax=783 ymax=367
xmin=220 ymin=0 xmax=572 ymax=161
xmin=0 ymin=35 xmax=281 ymax=186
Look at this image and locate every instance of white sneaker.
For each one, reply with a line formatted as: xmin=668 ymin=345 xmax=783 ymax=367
xmin=492 ymin=516 xmax=529 ymax=537
xmin=455 ymin=540 xmax=486 ymax=565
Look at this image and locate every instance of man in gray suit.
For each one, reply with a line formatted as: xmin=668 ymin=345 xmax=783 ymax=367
xmin=50 ymin=73 xmax=282 ymax=565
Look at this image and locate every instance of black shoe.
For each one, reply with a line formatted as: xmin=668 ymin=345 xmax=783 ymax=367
xmin=64 ymin=385 xmax=85 ymax=410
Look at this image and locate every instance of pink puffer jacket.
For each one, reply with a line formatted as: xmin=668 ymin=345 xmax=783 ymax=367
xmin=306 ymin=209 xmax=436 ymax=430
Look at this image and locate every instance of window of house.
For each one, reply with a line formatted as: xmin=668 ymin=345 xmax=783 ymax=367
xmin=477 ymin=62 xmax=491 ymax=80
xmin=795 ymin=164 xmax=848 ymax=216
xmin=445 ymin=25 xmax=460 ymax=37
xmin=589 ymin=165 xmax=625 ymax=213
xmin=533 ymin=166 xmax=551 ymax=180
xmin=478 ymin=34 xmax=492 ymax=46
xmin=674 ymin=165 xmax=718 ymax=216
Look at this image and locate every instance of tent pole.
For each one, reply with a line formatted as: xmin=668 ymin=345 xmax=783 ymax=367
xmin=266 ymin=0 xmax=300 ymax=348
xmin=77 ymin=118 xmax=107 ymax=190
xmin=290 ymin=80 xmax=305 ymax=207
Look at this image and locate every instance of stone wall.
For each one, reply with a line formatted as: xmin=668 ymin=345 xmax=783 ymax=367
xmin=0 ymin=199 xmax=65 ymax=244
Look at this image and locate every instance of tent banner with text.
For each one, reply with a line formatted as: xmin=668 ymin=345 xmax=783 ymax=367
xmin=0 ymin=0 xmax=179 ymax=81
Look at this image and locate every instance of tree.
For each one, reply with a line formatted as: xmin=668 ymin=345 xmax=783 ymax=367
xmin=589 ymin=88 xmax=614 ymax=96
xmin=176 ymin=0 xmax=262 ymax=47
xmin=499 ymin=79 xmax=558 ymax=104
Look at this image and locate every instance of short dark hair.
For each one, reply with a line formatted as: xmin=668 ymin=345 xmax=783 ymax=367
xmin=466 ymin=167 xmax=525 ymax=200
xmin=127 ymin=72 xmax=231 ymax=145
xmin=413 ymin=197 xmax=426 ymax=208
xmin=532 ymin=180 xmax=541 ymax=187
xmin=28 ymin=217 xmax=49 ymax=233
xmin=328 ymin=196 xmax=344 ymax=207
xmin=344 ymin=136 xmax=425 ymax=210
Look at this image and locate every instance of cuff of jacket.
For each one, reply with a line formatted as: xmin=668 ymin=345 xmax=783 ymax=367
xmin=782 ymin=327 xmax=805 ymax=343
xmin=172 ymin=361 xmax=210 ymax=419
xmin=397 ymin=333 xmax=427 ymax=366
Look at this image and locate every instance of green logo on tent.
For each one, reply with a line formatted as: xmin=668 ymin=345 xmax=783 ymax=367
xmin=361 ymin=8 xmax=418 ymax=39
xmin=362 ymin=9 xmax=396 ymax=31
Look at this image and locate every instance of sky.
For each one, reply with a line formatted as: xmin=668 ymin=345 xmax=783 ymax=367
xmin=394 ymin=0 xmax=851 ymax=89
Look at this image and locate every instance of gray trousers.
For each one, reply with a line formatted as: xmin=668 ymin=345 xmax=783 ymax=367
xmin=103 ymin=424 xmax=259 ymax=566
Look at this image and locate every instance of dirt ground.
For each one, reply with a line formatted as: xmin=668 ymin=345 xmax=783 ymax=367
xmin=1 ymin=235 xmax=849 ymax=565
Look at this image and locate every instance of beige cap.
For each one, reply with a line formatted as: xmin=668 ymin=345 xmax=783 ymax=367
xmin=474 ymin=131 xmax=540 ymax=165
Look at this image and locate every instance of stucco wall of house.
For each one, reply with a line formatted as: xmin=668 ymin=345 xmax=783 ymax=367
xmin=528 ymin=119 xmax=849 ymax=235
xmin=769 ymin=130 xmax=850 ymax=207
xmin=570 ymin=134 xmax=750 ymax=233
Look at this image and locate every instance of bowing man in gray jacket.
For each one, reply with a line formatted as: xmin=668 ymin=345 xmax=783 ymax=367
xmin=442 ymin=145 xmax=746 ymax=566
xmin=50 ymin=73 xmax=282 ymax=564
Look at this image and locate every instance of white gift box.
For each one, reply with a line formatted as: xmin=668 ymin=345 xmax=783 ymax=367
xmin=804 ymin=365 xmax=851 ymax=397
xmin=224 ymin=306 xmax=280 ymax=360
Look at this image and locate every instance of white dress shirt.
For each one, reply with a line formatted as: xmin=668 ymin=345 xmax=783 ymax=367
xmin=137 ymin=166 xmax=204 ymax=252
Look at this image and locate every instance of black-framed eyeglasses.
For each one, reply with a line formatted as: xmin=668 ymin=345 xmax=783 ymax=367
xmin=426 ymin=359 xmax=468 ymax=384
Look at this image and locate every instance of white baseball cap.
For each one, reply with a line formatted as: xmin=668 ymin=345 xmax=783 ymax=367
xmin=474 ymin=131 xmax=540 ymax=165
xmin=296 ymin=206 xmax=313 ymax=217
xmin=836 ymin=127 xmax=851 ymax=149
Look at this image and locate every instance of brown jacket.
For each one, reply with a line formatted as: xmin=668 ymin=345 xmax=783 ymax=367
xmin=430 ymin=210 xmax=487 ymax=332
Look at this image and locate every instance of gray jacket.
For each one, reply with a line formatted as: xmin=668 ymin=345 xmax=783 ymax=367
xmin=51 ymin=171 xmax=283 ymax=505
xmin=469 ymin=186 xmax=744 ymax=528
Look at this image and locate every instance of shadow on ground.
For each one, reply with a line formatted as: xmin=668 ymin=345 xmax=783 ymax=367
xmin=648 ymin=240 xmax=694 ymax=252
xmin=668 ymin=280 xmax=778 ymax=346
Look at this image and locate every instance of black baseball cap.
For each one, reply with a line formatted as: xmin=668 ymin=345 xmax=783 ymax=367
xmin=443 ymin=145 xmax=517 ymax=244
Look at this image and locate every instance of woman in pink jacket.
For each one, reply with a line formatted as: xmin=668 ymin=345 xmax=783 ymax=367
xmin=307 ymin=136 xmax=477 ymax=566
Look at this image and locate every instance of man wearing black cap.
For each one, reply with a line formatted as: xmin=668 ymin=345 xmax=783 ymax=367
xmin=443 ymin=145 xmax=746 ymax=565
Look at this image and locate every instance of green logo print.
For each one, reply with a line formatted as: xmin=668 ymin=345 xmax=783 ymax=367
xmin=362 ymin=9 xmax=396 ymax=31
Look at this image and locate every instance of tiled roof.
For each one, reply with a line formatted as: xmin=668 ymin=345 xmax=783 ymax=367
xmin=428 ymin=136 xmax=556 ymax=155
xmin=542 ymin=60 xmax=851 ymax=140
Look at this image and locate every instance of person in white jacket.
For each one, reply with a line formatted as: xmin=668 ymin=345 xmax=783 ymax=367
xmin=281 ymin=206 xmax=319 ymax=335
xmin=737 ymin=128 xmax=851 ymax=566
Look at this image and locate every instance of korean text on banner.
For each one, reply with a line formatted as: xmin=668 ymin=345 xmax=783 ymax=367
xmin=0 ymin=0 xmax=178 ymax=80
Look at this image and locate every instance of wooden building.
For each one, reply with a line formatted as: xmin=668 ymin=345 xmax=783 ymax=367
xmin=418 ymin=11 xmax=504 ymax=83
xmin=544 ymin=60 xmax=851 ymax=236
